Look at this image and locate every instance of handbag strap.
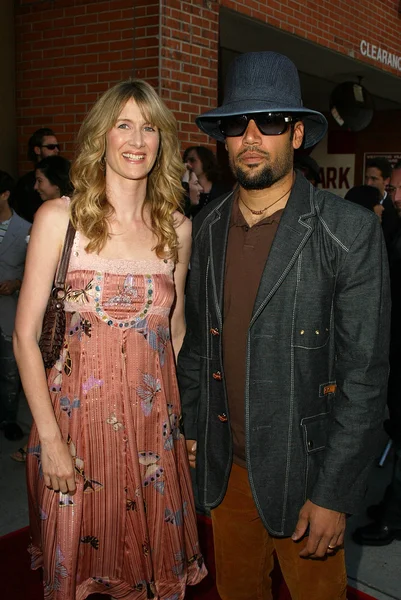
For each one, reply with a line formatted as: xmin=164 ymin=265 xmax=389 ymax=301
xmin=54 ymin=221 xmax=76 ymax=288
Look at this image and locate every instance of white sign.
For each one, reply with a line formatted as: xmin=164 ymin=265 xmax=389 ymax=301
xmin=311 ymin=140 xmax=355 ymax=198
xmin=360 ymin=40 xmax=401 ymax=71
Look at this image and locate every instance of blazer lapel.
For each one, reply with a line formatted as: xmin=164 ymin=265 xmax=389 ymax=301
xmin=0 ymin=213 xmax=19 ymax=258
xmin=208 ymin=191 xmax=235 ymax=326
xmin=251 ymin=174 xmax=316 ymax=325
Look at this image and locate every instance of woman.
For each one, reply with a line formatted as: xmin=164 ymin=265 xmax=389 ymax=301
xmin=345 ymin=184 xmax=384 ymax=222
xmin=182 ymin=146 xmax=232 ymax=217
xmin=13 ymin=80 xmax=206 ymax=599
xmin=34 ymin=155 xmax=73 ymax=202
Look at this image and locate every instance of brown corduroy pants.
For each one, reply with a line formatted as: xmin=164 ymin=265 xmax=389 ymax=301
xmin=211 ymin=463 xmax=348 ymax=600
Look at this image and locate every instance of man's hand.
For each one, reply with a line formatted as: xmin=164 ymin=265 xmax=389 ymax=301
xmin=186 ymin=439 xmax=197 ymax=468
xmin=292 ymin=499 xmax=346 ymax=558
xmin=0 ymin=279 xmax=20 ymax=295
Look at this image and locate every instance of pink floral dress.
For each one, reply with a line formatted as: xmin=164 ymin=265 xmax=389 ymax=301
xmin=26 ymin=231 xmax=206 ymax=600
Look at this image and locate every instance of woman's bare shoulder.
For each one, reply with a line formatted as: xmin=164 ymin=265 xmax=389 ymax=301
xmin=173 ymin=211 xmax=191 ymax=238
xmin=33 ymin=198 xmax=70 ymax=226
xmin=31 ymin=198 xmax=71 ymax=242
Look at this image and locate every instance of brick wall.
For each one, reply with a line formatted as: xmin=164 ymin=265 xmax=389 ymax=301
xmin=15 ymin=0 xmax=137 ymax=172
xmin=15 ymin=0 xmax=401 ymax=173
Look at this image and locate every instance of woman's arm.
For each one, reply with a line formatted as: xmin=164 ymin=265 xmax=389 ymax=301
xmin=13 ymin=199 xmax=76 ymax=494
xmin=170 ymin=214 xmax=192 ymax=361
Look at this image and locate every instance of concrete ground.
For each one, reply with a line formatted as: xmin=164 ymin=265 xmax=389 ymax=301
xmin=1 ymin=394 xmax=400 ymax=599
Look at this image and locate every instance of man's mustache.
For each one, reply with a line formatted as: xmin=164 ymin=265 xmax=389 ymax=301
xmin=237 ymin=147 xmax=270 ymax=159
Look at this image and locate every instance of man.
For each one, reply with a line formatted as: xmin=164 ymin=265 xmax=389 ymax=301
xmin=177 ymin=52 xmax=390 ymax=600
xmin=13 ymin=127 xmax=60 ymax=223
xmin=387 ymin=162 xmax=401 ymax=443
xmin=0 ymin=171 xmax=30 ymax=440
xmin=365 ymin=156 xmax=399 ymax=247
xmin=353 ymin=161 xmax=401 ymax=546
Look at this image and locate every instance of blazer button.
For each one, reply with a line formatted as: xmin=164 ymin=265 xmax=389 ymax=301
xmin=307 ymin=440 xmax=314 ymax=450
xmin=210 ymin=327 xmax=219 ymax=336
xmin=212 ymin=371 xmax=222 ymax=381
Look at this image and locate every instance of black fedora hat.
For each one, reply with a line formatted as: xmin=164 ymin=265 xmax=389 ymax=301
xmin=196 ymin=51 xmax=327 ymax=149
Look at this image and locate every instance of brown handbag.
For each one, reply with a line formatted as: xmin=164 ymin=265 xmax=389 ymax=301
xmin=39 ymin=221 xmax=76 ymax=369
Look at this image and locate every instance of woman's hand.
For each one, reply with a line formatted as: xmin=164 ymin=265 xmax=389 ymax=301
xmin=41 ymin=438 xmax=77 ymax=495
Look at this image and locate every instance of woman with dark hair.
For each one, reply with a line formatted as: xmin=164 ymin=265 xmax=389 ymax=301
xmin=34 ymin=155 xmax=73 ymax=202
xmin=345 ymin=184 xmax=384 ymax=222
xmin=183 ymin=145 xmax=232 ymax=217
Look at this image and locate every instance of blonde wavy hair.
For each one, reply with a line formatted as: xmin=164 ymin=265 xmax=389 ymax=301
xmin=69 ymin=79 xmax=184 ymax=261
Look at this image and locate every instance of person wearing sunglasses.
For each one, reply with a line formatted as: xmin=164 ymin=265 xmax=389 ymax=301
xmin=177 ymin=51 xmax=390 ymax=600
xmin=13 ymin=127 xmax=61 ymax=223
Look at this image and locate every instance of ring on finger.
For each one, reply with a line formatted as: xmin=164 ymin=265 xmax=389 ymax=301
xmin=327 ymin=544 xmax=336 ymax=549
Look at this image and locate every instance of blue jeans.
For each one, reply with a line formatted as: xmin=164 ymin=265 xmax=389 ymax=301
xmin=0 ymin=326 xmax=20 ymax=423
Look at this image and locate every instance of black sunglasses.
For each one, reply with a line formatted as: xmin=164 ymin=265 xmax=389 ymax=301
xmin=41 ymin=143 xmax=60 ymax=150
xmin=219 ymin=113 xmax=296 ymax=138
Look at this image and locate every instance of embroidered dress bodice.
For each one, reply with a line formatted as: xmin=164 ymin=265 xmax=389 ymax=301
xmin=64 ymin=231 xmax=174 ymax=327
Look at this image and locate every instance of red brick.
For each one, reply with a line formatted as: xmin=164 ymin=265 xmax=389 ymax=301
xmin=86 ymin=22 xmax=111 ymax=34
xmin=76 ymin=13 xmax=99 ymax=25
xmin=85 ymin=62 xmax=110 ymax=74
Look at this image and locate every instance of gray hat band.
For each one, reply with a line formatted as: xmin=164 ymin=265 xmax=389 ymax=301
xmin=222 ymin=93 xmax=303 ymax=109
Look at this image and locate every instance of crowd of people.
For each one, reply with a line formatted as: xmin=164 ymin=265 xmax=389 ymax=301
xmin=0 ymin=50 xmax=400 ymax=600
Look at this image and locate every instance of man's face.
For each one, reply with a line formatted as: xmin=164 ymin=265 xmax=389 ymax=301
xmin=225 ymin=118 xmax=304 ymax=190
xmin=389 ymin=168 xmax=401 ymax=216
xmin=365 ymin=167 xmax=389 ymax=198
xmin=34 ymin=135 xmax=59 ymax=161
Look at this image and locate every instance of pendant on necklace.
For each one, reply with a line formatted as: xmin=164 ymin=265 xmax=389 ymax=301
xmin=248 ymin=207 xmax=266 ymax=215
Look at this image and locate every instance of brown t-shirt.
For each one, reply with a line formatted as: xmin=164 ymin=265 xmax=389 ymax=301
xmin=223 ymin=198 xmax=283 ymax=467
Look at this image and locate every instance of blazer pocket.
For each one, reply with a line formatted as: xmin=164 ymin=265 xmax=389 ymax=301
xmin=293 ymin=284 xmax=332 ymax=349
xmin=301 ymin=412 xmax=331 ymax=501
xmin=301 ymin=412 xmax=330 ymax=454
xmin=293 ymin=325 xmax=330 ymax=349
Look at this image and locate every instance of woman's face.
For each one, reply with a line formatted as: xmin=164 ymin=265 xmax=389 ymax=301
xmin=34 ymin=169 xmax=60 ymax=201
xmin=373 ymin=203 xmax=385 ymax=222
xmin=185 ymin=150 xmax=204 ymax=178
xmin=105 ymin=98 xmax=160 ymax=184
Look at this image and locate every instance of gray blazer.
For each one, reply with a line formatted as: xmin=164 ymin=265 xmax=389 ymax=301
xmin=0 ymin=212 xmax=31 ymax=336
xmin=177 ymin=172 xmax=391 ymax=537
